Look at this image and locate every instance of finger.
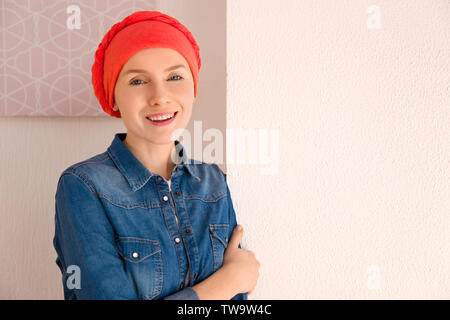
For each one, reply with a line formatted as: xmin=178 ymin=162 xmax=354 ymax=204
xmin=228 ymin=224 xmax=244 ymax=248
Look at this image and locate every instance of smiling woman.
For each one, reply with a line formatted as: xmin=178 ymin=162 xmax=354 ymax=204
xmin=53 ymin=10 xmax=257 ymax=301
xmin=112 ymin=47 xmax=195 ymax=176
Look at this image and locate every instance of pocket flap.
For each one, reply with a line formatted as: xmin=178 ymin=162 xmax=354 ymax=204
xmin=209 ymin=224 xmax=229 ymax=248
xmin=115 ymin=237 xmax=161 ymax=263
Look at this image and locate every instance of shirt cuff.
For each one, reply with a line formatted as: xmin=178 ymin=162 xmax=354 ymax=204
xmin=161 ymin=287 xmax=200 ymax=300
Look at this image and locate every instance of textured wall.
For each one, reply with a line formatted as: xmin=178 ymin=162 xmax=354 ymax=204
xmin=227 ymin=0 xmax=449 ymax=298
xmin=0 ymin=117 xmax=123 ymax=299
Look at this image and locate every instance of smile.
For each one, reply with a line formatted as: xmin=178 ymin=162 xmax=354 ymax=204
xmin=146 ymin=111 xmax=178 ymax=126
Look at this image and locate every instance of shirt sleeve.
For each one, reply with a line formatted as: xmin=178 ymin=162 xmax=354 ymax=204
xmin=162 ymin=287 xmax=200 ymax=300
xmin=54 ymin=172 xmax=199 ymax=300
xmin=53 ymin=172 xmax=139 ymax=299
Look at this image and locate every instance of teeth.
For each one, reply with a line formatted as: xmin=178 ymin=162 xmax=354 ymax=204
xmin=148 ymin=112 xmax=175 ymax=121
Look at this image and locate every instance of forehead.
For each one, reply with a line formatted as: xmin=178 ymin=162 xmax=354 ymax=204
xmin=123 ymin=47 xmax=188 ymax=70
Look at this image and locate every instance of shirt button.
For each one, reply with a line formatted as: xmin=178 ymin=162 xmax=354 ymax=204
xmin=163 ymin=195 xmax=169 ymax=201
xmin=185 ymin=229 xmax=191 ymax=234
xmin=174 ymin=237 xmax=181 ymax=243
xmin=132 ymin=252 xmax=139 ymax=258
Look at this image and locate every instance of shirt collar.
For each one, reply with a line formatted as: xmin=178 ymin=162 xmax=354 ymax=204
xmin=107 ymin=133 xmax=201 ymax=192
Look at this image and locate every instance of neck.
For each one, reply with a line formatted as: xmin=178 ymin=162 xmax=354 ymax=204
xmin=123 ymin=133 xmax=176 ymax=180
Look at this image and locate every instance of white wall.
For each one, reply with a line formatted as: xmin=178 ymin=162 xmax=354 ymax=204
xmin=227 ymin=0 xmax=449 ymax=299
xmin=0 ymin=117 xmax=122 ymax=299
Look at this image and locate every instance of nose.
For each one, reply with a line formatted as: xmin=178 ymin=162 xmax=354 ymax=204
xmin=148 ymin=82 xmax=171 ymax=107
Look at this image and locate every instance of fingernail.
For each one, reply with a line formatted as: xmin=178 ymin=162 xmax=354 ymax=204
xmin=236 ymin=225 xmax=242 ymax=230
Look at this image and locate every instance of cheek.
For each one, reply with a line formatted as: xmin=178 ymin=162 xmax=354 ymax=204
xmin=114 ymin=83 xmax=129 ymax=106
xmin=177 ymin=76 xmax=195 ymax=96
xmin=117 ymin=86 xmax=139 ymax=102
xmin=181 ymin=108 xmax=193 ymax=128
xmin=172 ymin=82 xmax=193 ymax=99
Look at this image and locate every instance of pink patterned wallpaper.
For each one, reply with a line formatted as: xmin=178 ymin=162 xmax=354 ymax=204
xmin=0 ymin=0 xmax=156 ymax=116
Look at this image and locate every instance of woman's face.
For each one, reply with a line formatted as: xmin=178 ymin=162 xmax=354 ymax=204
xmin=113 ymin=47 xmax=195 ymax=145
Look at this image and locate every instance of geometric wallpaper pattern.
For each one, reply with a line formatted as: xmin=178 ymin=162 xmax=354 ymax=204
xmin=0 ymin=0 xmax=156 ymax=116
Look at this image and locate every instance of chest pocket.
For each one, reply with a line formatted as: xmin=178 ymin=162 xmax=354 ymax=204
xmin=115 ymin=237 xmax=163 ymax=300
xmin=209 ymin=224 xmax=229 ymax=272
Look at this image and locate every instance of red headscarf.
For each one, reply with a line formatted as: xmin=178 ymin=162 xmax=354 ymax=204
xmin=91 ymin=11 xmax=201 ymax=118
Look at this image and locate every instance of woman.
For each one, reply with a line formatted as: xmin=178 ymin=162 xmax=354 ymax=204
xmin=53 ymin=11 xmax=260 ymax=300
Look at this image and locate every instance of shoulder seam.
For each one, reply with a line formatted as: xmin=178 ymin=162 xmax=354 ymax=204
xmin=210 ymin=163 xmax=228 ymax=183
xmin=69 ymin=153 xmax=110 ymax=171
xmin=59 ymin=171 xmax=98 ymax=196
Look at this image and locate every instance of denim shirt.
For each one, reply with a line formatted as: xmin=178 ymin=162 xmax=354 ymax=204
xmin=53 ymin=133 xmax=247 ymax=300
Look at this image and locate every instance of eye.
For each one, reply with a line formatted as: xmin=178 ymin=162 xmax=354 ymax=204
xmin=129 ymin=75 xmax=183 ymax=86
xmin=129 ymin=79 xmax=145 ymax=86
xmin=169 ymin=75 xmax=183 ymax=81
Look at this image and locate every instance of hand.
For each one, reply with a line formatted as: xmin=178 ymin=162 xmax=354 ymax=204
xmin=222 ymin=225 xmax=260 ymax=295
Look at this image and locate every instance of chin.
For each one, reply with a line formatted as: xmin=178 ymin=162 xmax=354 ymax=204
xmin=147 ymin=135 xmax=177 ymax=145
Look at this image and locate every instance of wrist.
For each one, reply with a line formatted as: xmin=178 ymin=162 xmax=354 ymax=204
xmin=192 ymin=265 xmax=238 ymax=300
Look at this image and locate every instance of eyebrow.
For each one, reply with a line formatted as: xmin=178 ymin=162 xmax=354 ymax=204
xmin=123 ymin=64 xmax=187 ymax=76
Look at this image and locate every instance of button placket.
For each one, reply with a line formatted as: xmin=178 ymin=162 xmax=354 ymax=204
xmin=159 ymin=176 xmax=194 ymax=287
xmin=169 ymin=182 xmax=195 ymax=288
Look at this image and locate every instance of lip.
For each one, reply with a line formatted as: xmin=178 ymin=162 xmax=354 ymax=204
xmin=146 ymin=111 xmax=178 ymax=127
xmin=147 ymin=111 xmax=177 ymax=118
